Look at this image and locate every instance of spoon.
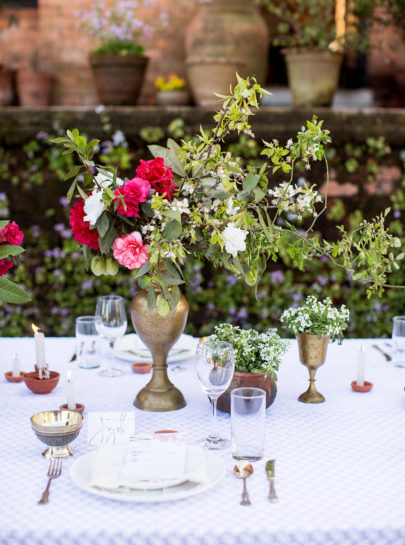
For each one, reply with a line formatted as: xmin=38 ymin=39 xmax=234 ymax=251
xmin=233 ymin=461 xmax=254 ymax=506
xmin=265 ymin=459 xmax=278 ymax=503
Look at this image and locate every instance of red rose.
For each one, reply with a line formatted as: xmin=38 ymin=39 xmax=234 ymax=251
xmin=114 ymin=177 xmax=151 ymax=218
xmin=69 ymin=199 xmax=100 ymax=250
xmin=0 ymin=258 xmax=14 ymax=276
xmin=136 ymin=158 xmax=178 ymax=199
xmin=0 ymin=221 xmax=24 ymax=245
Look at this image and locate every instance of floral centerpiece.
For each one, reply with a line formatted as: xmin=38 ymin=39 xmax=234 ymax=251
xmin=281 ymin=295 xmax=350 ymax=403
xmin=0 ymin=220 xmax=30 ymax=304
xmin=52 ymin=75 xmax=401 ymax=411
xmin=280 ymin=295 xmax=350 ymax=342
xmin=206 ymin=323 xmax=289 ymax=411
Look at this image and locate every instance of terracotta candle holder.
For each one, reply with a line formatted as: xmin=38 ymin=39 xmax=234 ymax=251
xmin=131 ymin=362 xmax=152 ymax=374
xmin=4 ymin=371 xmax=25 ymax=383
xmin=60 ymin=403 xmax=85 ymax=415
xmin=23 ymin=371 xmax=60 ymax=394
xmin=351 ymin=380 xmax=373 ymax=392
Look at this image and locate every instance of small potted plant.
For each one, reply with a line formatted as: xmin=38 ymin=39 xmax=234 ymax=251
xmin=154 ymin=74 xmax=189 ymax=106
xmin=207 ymin=323 xmax=289 ymax=413
xmin=82 ymin=0 xmax=153 ymax=105
xmin=280 ymin=295 xmax=350 ymax=403
xmin=16 ymin=52 xmax=53 ymax=107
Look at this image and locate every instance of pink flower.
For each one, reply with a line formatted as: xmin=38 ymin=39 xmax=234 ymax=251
xmin=114 ymin=177 xmax=151 ymax=218
xmin=136 ymin=158 xmax=178 ymax=199
xmin=0 ymin=259 xmax=14 ymax=276
xmin=0 ymin=221 xmax=24 ymax=245
xmin=113 ymin=231 xmax=149 ymax=270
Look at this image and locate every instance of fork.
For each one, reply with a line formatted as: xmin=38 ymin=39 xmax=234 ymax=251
xmin=38 ymin=459 xmax=62 ymax=504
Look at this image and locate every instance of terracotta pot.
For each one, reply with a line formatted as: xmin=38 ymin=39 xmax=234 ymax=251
xmin=186 ymin=58 xmax=242 ymax=107
xmin=16 ymin=71 xmax=53 ymax=107
xmin=156 ymin=90 xmax=190 ymax=106
xmin=23 ymin=371 xmax=60 ymax=394
xmin=0 ymin=69 xmax=13 ymax=106
xmin=217 ymin=371 xmax=277 ymax=413
xmin=60 ymin=403 xmax=85 ymax=414
xmin=4 ymin=371 xmax=24 ymax=383
xmin=130 ymin=289 xmax=188 ymax=411
xmin=90 ymin=54 xmax=148 ymax=105
xmin=282 ymin=49 xmax=342 ymax=107
xmin=185 ymin=0 xmax=269 ymax=84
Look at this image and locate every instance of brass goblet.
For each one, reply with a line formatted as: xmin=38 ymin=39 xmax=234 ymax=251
xmin=297 ymin=334 xmax=329 ymax=403
xmin=31 ymin=410 xmax=83 ymax=458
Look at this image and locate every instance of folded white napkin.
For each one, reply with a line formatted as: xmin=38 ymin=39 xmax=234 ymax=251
xmin=89 ymin=438 xmax=208 ymax=490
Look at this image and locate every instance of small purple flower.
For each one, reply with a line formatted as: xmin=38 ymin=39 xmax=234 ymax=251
xmin=31 ymin=225 xmax=40 ymax=238
xmin=293 ymin=293 xmax=303 ymax=302
xmin=317 ymin=274 xmax=328 ymax=286
xmin=81 ymin=280 xmax=94 ymax=290
xmin=394 ymin=210 xmax=401 ymax=218
xmin=60 ymin=197 xmax=68 ymax=207
xmin=236 ymin=308 xmax=248 ymax=320
xmin=207 ymin=281 xmax=214 ymax=288
xmin=320 ymin=256 xmax=328 ymax=263
xmin=229 ymin=307 xmax=236 ymax=316
xmin=207 ymin=303 xmax=215 ymax=310
xmin=270 ymin=270 xmax=284 ymax=284
xmin=54 ymin=223 xmax=65 ymax=232
xmin=226 ymin=275 xmax=237 ymax=286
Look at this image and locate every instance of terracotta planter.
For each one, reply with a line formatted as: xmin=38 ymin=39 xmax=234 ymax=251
xmin=0 ymin=69 xmax=13 ymax=106
xmin=23 ymin=371 xmax=60 ymax=394
xmin=16 ymin=71 xmax=53 ymax=107
xmin=90 ymin=54 xmax=148 ymax=105
xmin=185 ymin=0 xmax=269 ymax=84
xmin=217 ymin=371 xmax=277 ymax=413
xmin=156 ymin=90 xmax=190 ymax=106
xmin=186 ymin=58 xmax=242 ymax=107
xmin=282 ymin=49 xmax=343 ymax=107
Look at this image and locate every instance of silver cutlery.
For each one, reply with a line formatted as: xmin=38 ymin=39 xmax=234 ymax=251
xmin=372 ymin=344 xmax=392 ymax=361
xmin=38 ymin=459 xmax=62 ymax=504
xmin=265 ymin=459 xmax=278 ymax=503
xmin=233 ymin=461 xmax=253 ymax=506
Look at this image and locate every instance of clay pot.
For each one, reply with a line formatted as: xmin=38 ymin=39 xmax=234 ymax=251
xmin=131 ymin=362 xmax=152 ymax=374
xmin=4 ymin=371 xmax=24 ymax=383
xmin=217 ymin=371 xmax=277 ymax=413
xmin=156 ymin=90 xmax=190 ymax=106
xmin=282 ymin=49 xmax=343 ymax=107
xmin=16 ymin=71 xmax=53 ymax=107
xmin=60 ymin=403 xmax=85 ymax=414
xmin=185 ymin=0 xmax=269 ymax=84
xmin=23 ymin=371 xmax=60 ymax=394
xmin=0 ymin=69 xmax=13 ymax=106
xmin=186 ymin=58 xmax=242 ymax=107
xmin=89 ymin=54 xmax=148 ymax=105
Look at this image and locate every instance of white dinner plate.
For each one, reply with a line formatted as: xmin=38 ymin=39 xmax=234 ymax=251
xmin=113 ymin=333 xmax=197 ymax=363
xmin=70 ymin=449 xmax=225 ymax=503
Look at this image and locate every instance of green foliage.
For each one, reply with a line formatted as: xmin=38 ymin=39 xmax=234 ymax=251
xmin=90 ymin=40 xmax=144 ymax=56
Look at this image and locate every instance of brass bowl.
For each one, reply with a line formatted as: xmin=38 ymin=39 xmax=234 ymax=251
xmin=30 ymin=410 xmax=83 ymax=458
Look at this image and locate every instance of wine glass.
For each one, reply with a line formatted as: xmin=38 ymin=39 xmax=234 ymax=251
xmin=195 ymin=340 xmax=235 ymax=450
xmin=95 ymin=295 xmax=127 ymax=377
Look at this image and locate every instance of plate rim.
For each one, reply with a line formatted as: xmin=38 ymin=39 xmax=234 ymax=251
xmin=70 ymin=449 xmax=225 ymax=503
xmin=113 ymin=333 xmax=196 ymax=363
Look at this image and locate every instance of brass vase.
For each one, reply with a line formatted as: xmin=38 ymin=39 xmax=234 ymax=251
xmin=297 ymin=334 xmax=329 ymax=403
xmin=130 ymin=289 xmax=188 ymax=412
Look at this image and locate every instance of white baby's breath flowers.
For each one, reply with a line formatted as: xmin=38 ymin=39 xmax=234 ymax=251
xmin=280 ymin=295 xmax=350 ymax=342
xmin=83 ymin=190 xmax=104 ymax=225
xmin=268 ymin=181 xmax=322 ymax=218
xmin=222 ymin=223 xmax=247 ymax=256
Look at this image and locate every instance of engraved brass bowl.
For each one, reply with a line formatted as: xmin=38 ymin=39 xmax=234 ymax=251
xmin=30 ymin=410 xmax=83 ymax=458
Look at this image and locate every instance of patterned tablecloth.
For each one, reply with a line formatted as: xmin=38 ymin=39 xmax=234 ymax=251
xmin=1 ymin=336 xmax=404 ymax=545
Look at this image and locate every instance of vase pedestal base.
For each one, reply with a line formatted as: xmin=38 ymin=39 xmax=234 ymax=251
xmin=298 ymin=386 xmax=325 ymax=404
xmin=134 ymin=384 xmax=186 ymax=412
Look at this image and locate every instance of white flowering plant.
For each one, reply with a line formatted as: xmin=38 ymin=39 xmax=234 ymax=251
xmin=53 ymin=75 xmax=403 ymax=316
xmin=208 ymin=323 xmax=288 ymax=379
xmin=280 ymin=295 xmax=350 ymax=342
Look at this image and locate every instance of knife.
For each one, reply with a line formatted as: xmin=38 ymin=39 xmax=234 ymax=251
xmin=371 ymin=344 xmax=392 ymax=361
xmin=265 ymin=459 xmax=278 ymax=503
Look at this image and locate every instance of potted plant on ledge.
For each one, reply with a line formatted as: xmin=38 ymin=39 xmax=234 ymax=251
xmin=83 ymin=1 xmax=152 ymax=105
xmin=207 ymin=323 xmax=289 ymax=413
xmin=155 ymin=74 xmax=190 ymax=106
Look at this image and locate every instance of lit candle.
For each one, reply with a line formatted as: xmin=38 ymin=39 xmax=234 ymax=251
xmin=31 ymin=323 xmax=46 ymax=367
xmin=66 ymin=371 xmax=76 ymax=410
xmin=11 ymin=353 xmax=20 ymax=378
xmin=356 ymin=345 xmax=366 ymax=386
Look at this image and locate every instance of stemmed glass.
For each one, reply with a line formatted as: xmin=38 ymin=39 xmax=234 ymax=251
xmin=95 ymin=295 xmax=127 ymax=377
xmin=195 ymin=340 xmax=235 ymax=450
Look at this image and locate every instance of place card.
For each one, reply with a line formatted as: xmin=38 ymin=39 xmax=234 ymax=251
xmin=120 ymin=433 xmax=187 ymax=481
xmin=87 ymin=411 xmax=135 ymax=447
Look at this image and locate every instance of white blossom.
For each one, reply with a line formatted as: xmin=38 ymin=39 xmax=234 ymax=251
xmin=83 ymin=190 xmax=104 ymax=225
xmin=95 ymin=172 xmax=124 ymax=187
xmin=222 ymin=223 xmax=247 ymax=256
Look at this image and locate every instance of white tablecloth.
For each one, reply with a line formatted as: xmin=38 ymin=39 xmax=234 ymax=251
xmin=1 ymin=337 xmax=405 ymax=545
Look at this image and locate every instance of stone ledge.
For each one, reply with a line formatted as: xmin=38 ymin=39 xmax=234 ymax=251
xmin=1 ymin=106 xmax=405 ymax=147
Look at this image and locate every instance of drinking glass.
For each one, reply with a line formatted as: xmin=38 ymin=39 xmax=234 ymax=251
xmin=195 ymin=340 xmax=235 ymax=450
xmin=231 ymin=387 xmax=266 ymax=461
xmin=392 ymin=316 xmax=405 ymax=367
xmin=75 ymin=316 xmax=101 ymax=369
xmin=95 ymin=295 xmax=127 ymax=377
